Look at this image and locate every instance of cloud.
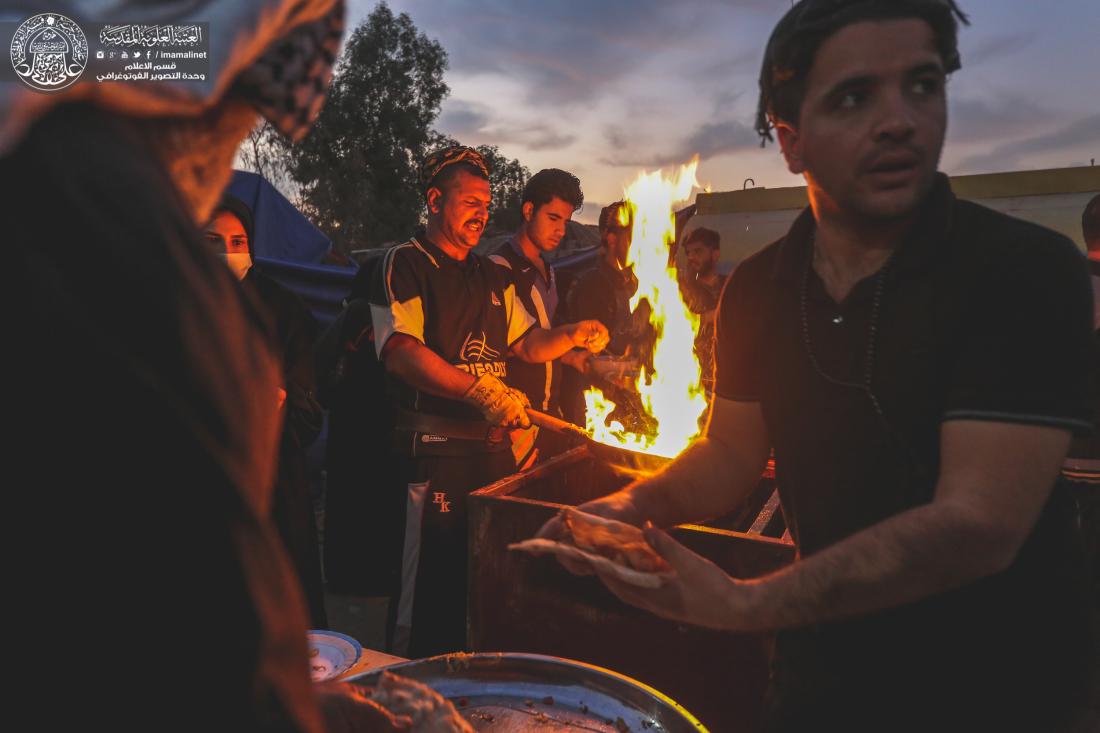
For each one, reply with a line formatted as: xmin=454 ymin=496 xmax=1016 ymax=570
xmin=437 ymin=100 xmax=492 ymax=137
xmin=692 ymin=49 xmax=759 ymax=82
xmin=947 ymin=93 xmax=1050 ymax=144
xmin=576 ymin=200 xmax=606 ymax=224
xmin=956 ymin=113 xmax=1100 ymax=172
xmin=512 ymin=126 xmax=577 ymax=151
xmin=354 ymin=0 xmax=775 ymax=107
xmin=603 ymin=125 xmax=632 ymax=149
xmin=681 ymin=119 xmax=759 ymax=160
xmin=378 ymin=0 xmax=686 ymax=105
xmin=965 ymin=31 xmax=1038 ymax=67
xmin=436 ymin=99 xmax=577 ymax=151
xmin=346 ymin=0 xmax=1098 ymax=210
xmin=711 ymin=88 xmax=746 ymax=116
xmin=603 ymin=118 xmax=759 ymax=167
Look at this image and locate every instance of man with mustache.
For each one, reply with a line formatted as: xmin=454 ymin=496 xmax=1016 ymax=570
xmin=539 ymin=1 xmax=1095 ymax=730
xmin=370 ymin=146 xmax=608 ymax=657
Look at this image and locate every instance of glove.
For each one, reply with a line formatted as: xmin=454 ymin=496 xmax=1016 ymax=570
xmin=463 ymin=373 xmax=531 ymax=429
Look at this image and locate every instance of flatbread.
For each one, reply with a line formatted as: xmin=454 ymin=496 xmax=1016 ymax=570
xmin=367 ymin=671 xmax=473 ymax=733
xmin=563 ymin=509 xmax=671 ymax=574
xmin=509 ymin=509 xmax=673 ymax=589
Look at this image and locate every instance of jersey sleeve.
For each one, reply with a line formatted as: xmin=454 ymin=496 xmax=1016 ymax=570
xmin=369 ymin=244 xmax=426 ymax=358
xmin=504 ymin=280 xmax=537 ymax=348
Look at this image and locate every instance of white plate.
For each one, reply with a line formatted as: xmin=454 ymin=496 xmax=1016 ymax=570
xmin=307 ymin=630 xmax=363 ymax=682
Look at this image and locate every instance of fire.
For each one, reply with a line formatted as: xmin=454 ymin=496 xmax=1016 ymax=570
xmin=584 ymin=159 xmax=707 ymax=458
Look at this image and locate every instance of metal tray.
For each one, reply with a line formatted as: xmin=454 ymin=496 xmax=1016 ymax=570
xmin=346 ymin=652 xmax=708 ymax=732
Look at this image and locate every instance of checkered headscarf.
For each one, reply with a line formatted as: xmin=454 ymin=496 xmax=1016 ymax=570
xmin=235 ymin=1 xmax=344 ymax=142
xmin=419 ymin=145 xmax=490 ymax=193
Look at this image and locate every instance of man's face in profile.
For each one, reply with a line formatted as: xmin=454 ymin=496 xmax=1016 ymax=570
xmin=601 ymin=208 xmax=632 ymax=267
xmin=524 ymin=196 xmax=574 ymax=254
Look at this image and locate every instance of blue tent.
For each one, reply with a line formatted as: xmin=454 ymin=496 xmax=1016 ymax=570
xmin=226 ymin=169 xmax=332 ymax=264
xmin=224 ymin=170 xmax=356 ymax=331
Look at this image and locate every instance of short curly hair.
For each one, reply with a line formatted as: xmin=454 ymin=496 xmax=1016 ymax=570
xmin=684 ymin=227 xmax=720 ymax=251
xmin=522 ymin=168 xmax=584 ymax=212
xmin=598 ymin=200 xmax=631 ymax=232
xmin=755 ymin=0 xmax=969 ymax=146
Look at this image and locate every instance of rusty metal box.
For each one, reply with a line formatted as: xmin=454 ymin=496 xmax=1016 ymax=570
xmin=468 ymin=447 xmax=795 ymax=732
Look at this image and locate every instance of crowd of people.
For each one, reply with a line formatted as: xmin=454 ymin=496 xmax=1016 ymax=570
xmin=7 ymin=0 xmax=1097 ymax=731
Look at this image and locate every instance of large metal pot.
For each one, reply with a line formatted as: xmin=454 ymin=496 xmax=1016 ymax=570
xmin=527 ymin=409 xmax=671 ymax=477
xmin=347 ymin=652 xmax=708 ymax=732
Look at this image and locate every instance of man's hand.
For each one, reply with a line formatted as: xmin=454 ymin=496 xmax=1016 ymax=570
xmin=534 ymin=490 xmax=646 ymax=576
xmin=568 ymin=320 xmax=610 ymax=353
xmin=559 ymin=349 xmax=593 ymax=375
xmin=593 ymin=523 xmax=754 ymax=632
xmin=512 ymin=322 xmax=609 ymax=363
xmin=462 ymin=373 xmax=531 ymax=429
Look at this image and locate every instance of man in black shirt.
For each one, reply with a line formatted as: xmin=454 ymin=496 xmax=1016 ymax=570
xmin=539 ymin=2 xmax=1095 ymax=730
xmin=370 ymin=146 xmax=608 ymax=656
xmin=491 ymin=168 xmax=591 ymax=467
xmin=564 ymin=201 xmax=641 ymax=354
xmin=1065 ymin=193 xmax=1100 ymax=629
xmin=559 ymin=201 xmax=652 ymax=424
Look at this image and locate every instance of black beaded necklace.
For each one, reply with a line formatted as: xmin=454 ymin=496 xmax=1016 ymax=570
xmin=799 ymin=231 xmax=892 ymax=419
xmin=798 ymin=230 xmax=930 ymax=480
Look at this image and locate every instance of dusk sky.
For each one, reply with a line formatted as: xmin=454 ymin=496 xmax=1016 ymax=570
xmin=348 ymin=0 xmax=1099 ymax=224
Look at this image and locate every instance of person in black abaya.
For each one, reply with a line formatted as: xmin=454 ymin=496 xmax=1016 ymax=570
xmin=205 ymin=194 xmax=328 ymax=628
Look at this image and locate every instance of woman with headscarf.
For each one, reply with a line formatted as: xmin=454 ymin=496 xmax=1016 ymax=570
xmin=205 ymin=193 xmax=328 ymax=630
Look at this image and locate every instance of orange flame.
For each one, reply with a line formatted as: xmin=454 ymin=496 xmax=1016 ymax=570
xmin=585 ymin=159 xmax=706 ymax=458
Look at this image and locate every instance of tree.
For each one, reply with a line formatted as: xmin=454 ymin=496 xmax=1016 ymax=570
xmin=236 ymin=120 xmax=300 ymax=207
xmin=478 ymin=144 xmax=529 ymax=234
xmin=235 ymin=3 xmax=532 ymax=253
xmin=290 ymin=2 xmax=449 ymax=252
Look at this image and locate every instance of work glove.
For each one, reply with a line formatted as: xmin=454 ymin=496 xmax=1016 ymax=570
xmin=463 ymin=373 xmax=531 ymax=429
